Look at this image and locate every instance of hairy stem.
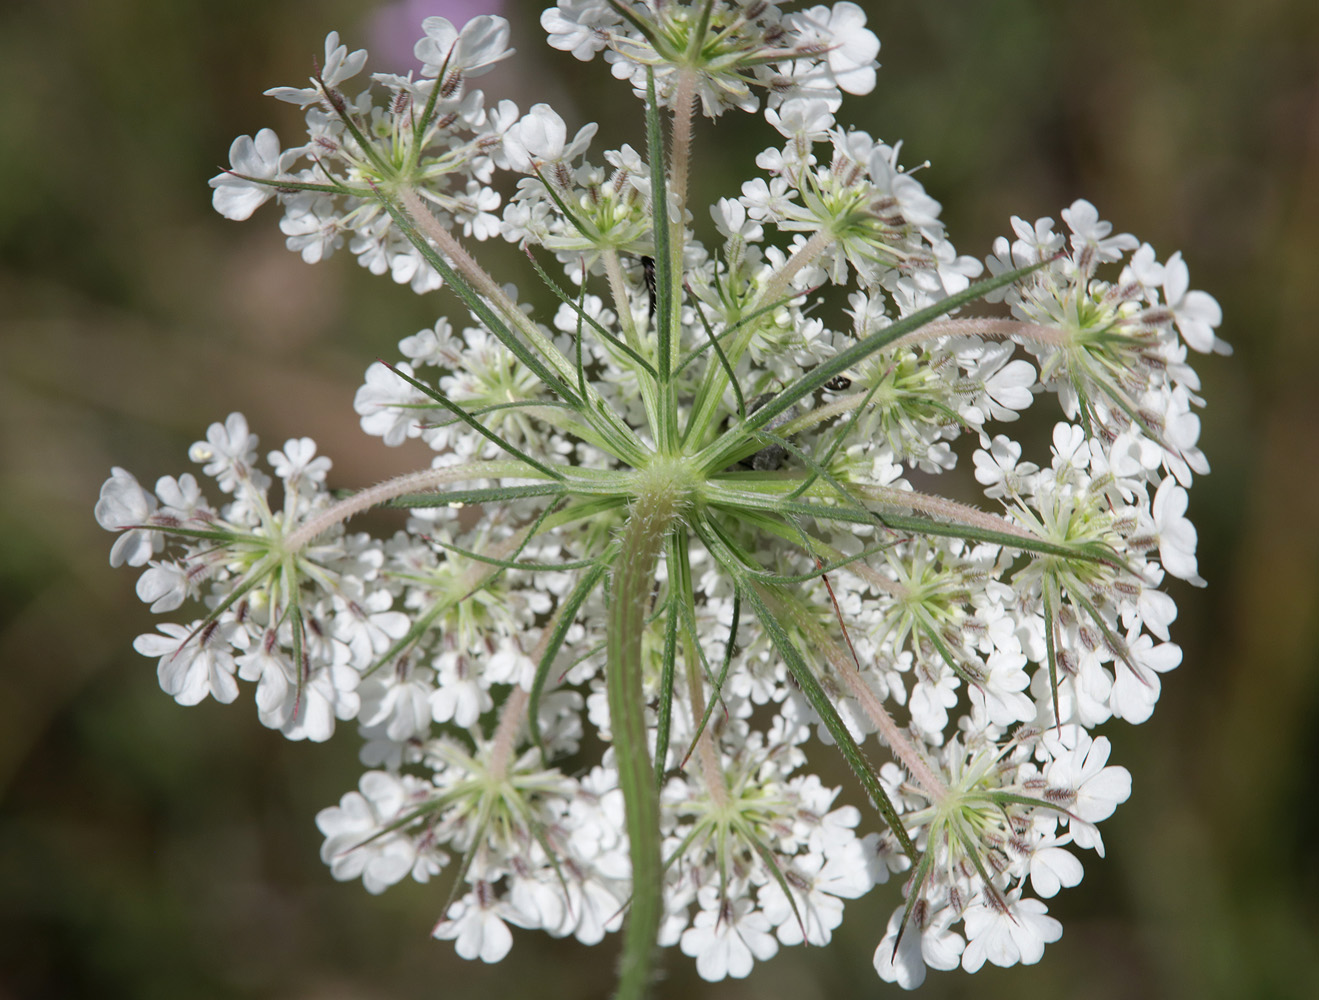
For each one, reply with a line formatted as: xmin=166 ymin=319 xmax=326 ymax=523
xmin=487 ymin=685 xmax=530 ymax=780
xmin=849 ymin=481 xmax=1041 ymax=543
xmin=608 ymin=479 xmax=684 ymax=1000
xmin=668 ymin=68 xmax=697 ymax=227
xmin=754 ymin=227 xmax=834 ymax=310
xmin=888 ymin=317 xmax=1069 ymax=350
xmin=776 ymin=592 xmax=948 ymax=802
xmin=284 ymin=460 xmax=537 ymax=552
xmin=397 ymin=186 xmax=580 ymax=386
xmin=488 ymin=586 xmax=576 ymax=778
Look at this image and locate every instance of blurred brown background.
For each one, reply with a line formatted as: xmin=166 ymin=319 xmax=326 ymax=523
xmin=2 ymin=1 xmax=1316 ymax=997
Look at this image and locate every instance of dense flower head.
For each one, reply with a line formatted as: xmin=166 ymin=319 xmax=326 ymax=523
xmin=542 ymin=1 xmax=880 ymax=117
xmin=103 ymin=4 xmax=1225 ymax=994
xmin=209 ymin=18 xmax=517 ymax=289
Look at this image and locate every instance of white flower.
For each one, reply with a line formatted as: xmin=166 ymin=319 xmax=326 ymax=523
xmin=759 ymin=838 xmax=872 ymax=946
xmin=1042 ymin=727 xmax=1133 ymax=854
xmin=280 ymin=196 xmax=343 ymax=263
xmin=1028 ymin=836 xmax=1085 ymax=898
xmin=135 ymin=561 xmax=189 ymax=613
xmin=357 ymin=659 xmax=434 ymax=742
xmin=455 ymin=179 xmax=503 ymax=240
xmin=739 ymin=176 xmax=793 ymax=221
xmin=208 ymin=129 xmax=290 ymax=221
xmin=866 ymin=144 xmax=943 ymax=231
xmin=502 ymin=104 xmax=597 ymax=173
xmin=332 ymin=590 xmax=410 ymax=669
xmin=961 ymin=344 xmax=1036 ymax=424
xmin=972 ymin=435 xmax=1036 ymax=499
xmin=1162 ymin=251 xmax=1226 ymax=354
xmin=1010 ymin=213 xmax=1064 ymax=261
xmin=415 ymin=15 xmax=513 ymax=79
xmin=968 ymin=650 xmax=1035 ymax=726
xmin=1129 ymin=583 xmax=1178 ymax=642
xmin=1061 ymin=199 xmax=1137 ymax=264
xmin=541 ymin=1 xmax=616 ymax=62
xmin=562 ymin=874 xmax=628 ymax=945
xmin=433 ymin=882 xmax=528 ymax=963
xmin=281 ymin=653 xmax=360 ymax=743
xmin=269 ymin=437 xmax=332 ymax=487
xmin=508 ymin=867 xmax=570 ymax=936
xmin=1152 ymin=477 xmax=1204 ymax=585
xmin=873 ymin=904 xmax=965 ymax=990
xmin=680 ymin=890 xmax=779 ymax=981
xmin=765 ymin=97 xmax=835 ymax=143
xmin=1050 ymin=422 xmax=1090 ymax=476
xmin=316 ymin=771 xmax=417 ymax=894
xmin=265 ymin=31 xmax=368 ymax=106
xmin=95 ymin=467 xmax=161 ymax=567
xmin=236 ymin=633 xmax=295 ymax=727
xmin=102 ymin=13 xmax=1230 ymax=991
xmin=712 ymin=197 xmax=763 ymax=244
xmin=430 ymin=651 xmax=493 ymax=727
xmin=354 ymin=361 xmax=427 ymax=446
xmin=188 ymin=412 xmax=261 ymax=494
xmin=484 ymin=637 xmax=536 ymax=688
xmin=388 ymin=239 xmax=444 ymax=293
xmin=786 ymin=3 xmax=881 ymax=96
xmin=909 ymin=662 xmax=959 ymax=737
xmin=153 ymin=473 xmax=207 ymax=520
xmin=960 ymin=892 xmax=1062 ymax=971
xmin=1125 ymin=241 xmax=1165 ymax=289
xmin=134 ymin=621 xmax=242 ymax=707
xmin=398 ymin=317 xmax=460 ymax=367
xmin=1109 ymin=630 xmax=1182 ymax=727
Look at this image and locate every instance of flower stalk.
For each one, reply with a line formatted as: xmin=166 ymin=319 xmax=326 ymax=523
xmin=607 ymin=475 xmax=686 ymax=999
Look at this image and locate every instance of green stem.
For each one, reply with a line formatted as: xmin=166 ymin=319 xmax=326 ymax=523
xmin=603 ymin=248 xmax=642 ymax=348
xmin=607 ymin=478 xmax=683 ymax=1000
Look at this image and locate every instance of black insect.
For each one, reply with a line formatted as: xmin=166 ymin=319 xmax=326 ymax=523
xmin=640 ymin=255 xmax=657 ymax=319
xmin=823 ymin=374 xmax=853 ymax=392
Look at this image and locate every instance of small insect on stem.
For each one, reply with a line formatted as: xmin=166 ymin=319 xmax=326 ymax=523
xmin=640 ymin=255 xmax=657 ymax=319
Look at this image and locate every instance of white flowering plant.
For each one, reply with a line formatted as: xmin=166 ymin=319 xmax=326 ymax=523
xmin=95 ymin=2 xmax=1227 ymax=995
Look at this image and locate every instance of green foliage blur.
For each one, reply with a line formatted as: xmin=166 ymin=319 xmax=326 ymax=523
xmin=2 ymin=1 xmax=1316 ymax=997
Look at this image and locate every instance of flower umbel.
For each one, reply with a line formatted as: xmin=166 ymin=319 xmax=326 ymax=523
xmin=103 ymin=5 xmax=1224 ymax=996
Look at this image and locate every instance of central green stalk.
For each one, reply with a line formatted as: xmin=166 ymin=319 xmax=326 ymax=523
xmin=607 ymin=468 xmax=690 ymax=999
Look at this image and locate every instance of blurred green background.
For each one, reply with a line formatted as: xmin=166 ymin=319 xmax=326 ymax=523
xmin=2 ymin=0 xmax=1316 ymax=997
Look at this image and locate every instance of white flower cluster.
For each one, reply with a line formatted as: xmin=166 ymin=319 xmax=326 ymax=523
xmin=95 ymin=415 xmax=393 ymax=740
xmin=210 ymin=19 xmax=516 ymax=288
xmin=101 ymin=4 xmax=1225 ymax=993
xmin=543 ymin=0 xmax=880 ymax=115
